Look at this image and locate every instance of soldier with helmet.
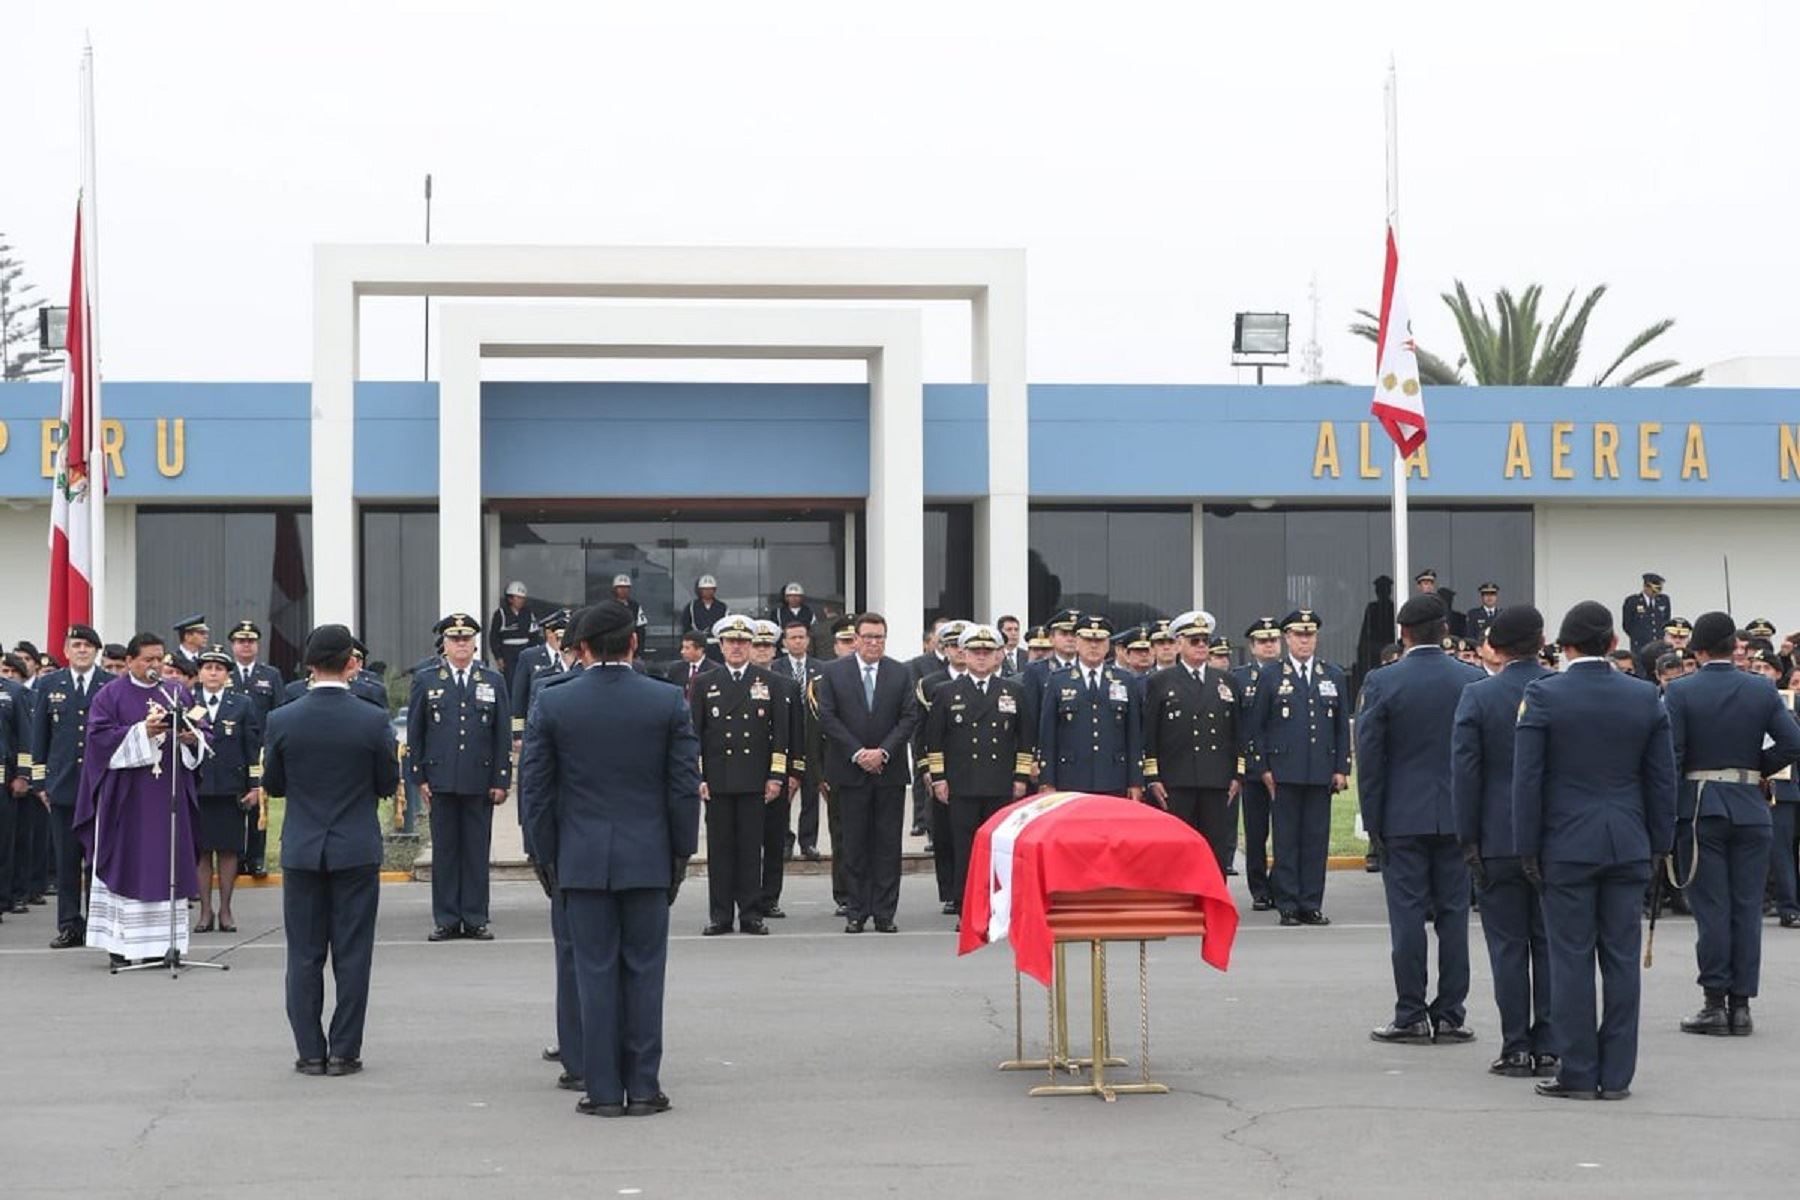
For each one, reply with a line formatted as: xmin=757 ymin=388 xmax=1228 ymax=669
xmin=488 ymin=582 xmax=540 ymax=688
xmin=682 ymin=576 xmax=728 ymax=662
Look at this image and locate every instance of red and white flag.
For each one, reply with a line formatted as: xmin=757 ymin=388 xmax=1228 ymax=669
xmin=48 ymin=201 xmax=98 ymax=648
xmin=1370 ymin=224 xmax=1426 ymax=456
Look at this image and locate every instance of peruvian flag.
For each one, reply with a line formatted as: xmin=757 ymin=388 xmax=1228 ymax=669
xmin=1369 ymin=224 xmax=1426 ymax=456
xmin=48 ymin=201 xmax=99 ymax=649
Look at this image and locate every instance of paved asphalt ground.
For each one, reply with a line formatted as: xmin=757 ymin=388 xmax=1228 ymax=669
xmin=2 ymin=870 xmax=1796 ymax=1199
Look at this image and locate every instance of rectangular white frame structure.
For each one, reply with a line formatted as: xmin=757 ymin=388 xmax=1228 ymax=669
xmin=437 ymin=303 xmax=923 ymax=631
xmin=310 ymin=244 xmax=1028 ymax=630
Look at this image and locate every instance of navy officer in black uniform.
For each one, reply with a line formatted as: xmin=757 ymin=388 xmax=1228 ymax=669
xmin=1244 ymin=609 xmax=1350 ymax=926
xmin=1451 ymin=605 xmax=1558 ymax=1078
xmin=31 ymin=623 xmax=104 ymax=949
xmin=263 ymin=624 xmax=400 ymax=1077
xmin=1036 ymin=613 xmax=1143 ymax=800
xmin=1514 ymin=601 xmax=1676 ymax=1101
xmin=1235 ymin=617 xmax=1285 ymax=910
xmin=1621 ymin=572 xmax=1671 ymax=653
xmin=521 ymin=600 xmax=701 ymax=1118
xmin=1358 ymin=594 xmax=1485 ymax=1045
xmin=1664 ymin=611 xmax=1800 ymax=1036
xmin=1142 ymin=609 xmax=1242 ymax=874
xmin=690 ymin=615 xmax=788 ymax=935
xmin=407 ymin=612 xmax=512 ymax=942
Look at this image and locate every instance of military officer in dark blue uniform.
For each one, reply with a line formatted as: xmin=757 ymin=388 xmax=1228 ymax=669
xmin=1359 ymin=594 xmax=1486 ymax=1045
xmin=31 ymin=623 xmax=104 ymax=949
xmin=913 ymin=619 xmax=968 ymax=913
xmin=1245 ymin=609 xmax=1349 ymax=926
xmin=264 ymin=624 xmax=400 ymax=1078
xmin=172 ymin=614 xmax=210 ymax=674
xmin=347 ymin=641 xmax=391 ymax=709
xmin=1142 ymin=609 xmax=1243 ymax=874
xmin=225 ymin=620 xmax=286 ymax=718
xmin=1665 ymin=611 xmax=1800 ymax=1036
xmin=1621 ymin=572 xmax=1671 ymax=653
xmin=407 ymin=612 xmax=512 ymax=942
xmin=1036 ymin=614 xmax=1143 ymax=799
xmin=1235 ymin=617 xmax=1284 ymax=910
xmin=1514 ymin=601 xmax=1676 ymax=1100
xmin=0 ymin=666 xmax=32 ymax=925
xmin=193 ymin=646 xmax=264 ymax=933
xmin=1452 ymin=605 xmax=1558 ymax=1077
xmin=521 ymin=601 xmax=701 ymax=1117
xmin=690 ymin=615 xmax=788 ymax=935
xmin=1466 ymin=583 xmax=1502 ymax=644
xmin=1020 ymin=609 xmax=1081 ymax=710
xmin=509 ymin=609 xmax=569 ymax=741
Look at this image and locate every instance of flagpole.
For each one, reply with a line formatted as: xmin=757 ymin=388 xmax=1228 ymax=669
xmin=81 ymin=39 xmax=106 ymax=634
xmin=1385 ymin=58 xmax=1408 ymax=624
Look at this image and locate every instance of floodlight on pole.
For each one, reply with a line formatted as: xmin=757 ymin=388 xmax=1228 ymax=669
xmin=39 ymin=305 xmax=70 ymax=355
xmin=1231 ymin=312 xmax=1289 ymax=384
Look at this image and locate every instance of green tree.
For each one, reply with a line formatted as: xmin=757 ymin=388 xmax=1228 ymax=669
xmin=1 ymin=237 xmax=58 ymax=382
xmin=1351 ymin=282 xmax=1702 ymax=387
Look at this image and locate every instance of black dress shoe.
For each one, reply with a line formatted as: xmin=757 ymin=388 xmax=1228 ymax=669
xmin=49 ymin=928 xmax=83 ymax=949
xmin=1251 ymin=896 xmax=1274 ymax=912
xmin=845 ymin=918 xmax=866 ymax=933
xmin=801 ymin=847 xmax=822 ymax=862
xmin=910 ymin=823 xmax=927 ymax=837
xmin=1224 ymin=865 xmax=1239 ymax=876
xmin=325 ymin=1057 xmax=362 ymax=1077
xmin=1279 ymin=913 xmax=1301 ymax=927
xmin=29 ymin=894 xmax=48 ymax=905
xmin=1370 ymin=1020 xmax=1435 ymax=1045
xmin=763 ymin=906 xmax=787 ymax=919
xmin=625 ymin=1092 xmax=672 ymax=1116
xmin=1535 ymin=1079 xmax=1596 ymax=1100
xmin=556 ymin=1072 xmax=585 ymax=1091
xmin=1432 ymin=1020 xmax=1475 ymax=1044
xmin=1298 ymin=910 xmax=1331 ymax=926
xmin=1533 ymin=1053 xmax=1561 ymax=1078
xmin=1597 ymin=1087 xmax=1631 ymax=1101
xmin=294 ymin=1058 xmax=328 ymax=1077
xmin=833 ymin=903 xmax=849 ymax=917
xmin=941 ymin=901 xmax=957 ymax=915
xmin=464 ymin=924 xmax=494 ymax=941
xmin=1490 ymin=1051 xmax=1534 ymax=1077
xmin=542 ymin=1046 xmax=561 ymax=1063
xmin=427 ymin=925 xmax=460 ymax=942
xmin=7 ymin=902 xmax=28 ymax=915
xmin=739 ymin=920 xmax=770 ymax=935
xmin=1728 ymin=1005 xmax=1754 ymax=1036
xmin=252 ymin=866 xmax=269 ymax=880
xmin=577 ymin=1098 xmax=628 ymax=1118
xmin=702 ymin=923 xmax=733 ymax=936
xmin=1680 ymin=1005 xmax=1732 ymax=1036
xmin=874 ymin=918 xmax=899 ymax=933
xmin=1780 ymin=913 xmax=1800 ymax=928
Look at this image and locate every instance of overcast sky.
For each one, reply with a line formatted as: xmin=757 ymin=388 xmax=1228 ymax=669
xmin=7 ymin=1 xmax=1795 ymax=387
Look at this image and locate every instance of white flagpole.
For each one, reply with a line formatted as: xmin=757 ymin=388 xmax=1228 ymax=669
xmin=1385 ymin=58 xmax=1407 ymax=626
xmin=81 ymin=38 xmax=106 ymax=633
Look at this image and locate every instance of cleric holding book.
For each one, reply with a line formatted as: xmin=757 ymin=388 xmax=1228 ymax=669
xmin=74 ymin=631 xmax=209 ymax=963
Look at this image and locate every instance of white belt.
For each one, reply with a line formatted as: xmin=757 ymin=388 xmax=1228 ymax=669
xmin=1684 ymin=768 xmax=1761 ymax=785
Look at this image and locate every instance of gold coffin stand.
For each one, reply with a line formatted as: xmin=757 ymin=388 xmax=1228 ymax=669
xmin=996 ymin=888 xmax=1209 ymax=1102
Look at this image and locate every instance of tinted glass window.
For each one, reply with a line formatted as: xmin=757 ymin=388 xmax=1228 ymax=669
xmin=1028 ymin=508 xmax=1192 ymax=629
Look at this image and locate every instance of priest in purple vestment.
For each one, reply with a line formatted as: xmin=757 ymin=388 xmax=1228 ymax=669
xmin=74 ymin=632 xmax=210 ymax=960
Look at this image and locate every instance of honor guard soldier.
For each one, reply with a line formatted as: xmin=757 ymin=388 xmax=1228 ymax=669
xmin=1245 ymin=609 xmax=1350 ymax=926
xmin=692 ymin=615 xmax=789 ymax=936
xmin=1357 ymin=594 xmax=1486 ymax=1046
xmin=32 ymin=624 xmax=105 ymax=949
xmin=1036 ymin=614 xmax=1143 ymax=800
xmin=1451 ymin=606 xmax=1558 ymax=1077
xmin=1467 ymin=584 xmax=1502 ymax=643
xmin=488 ymin=581 xmax=540 ymax=688
xmin=775 ymin=582 xmax=816 ymax=632
xmin=913 ymin=620 xmax=968 ymax=914
xmin=750 ymin=619 xmax=801 ymax=919
xmin=1236 ymin=617 xmax=1285 ymax=909
xmin=1142 ymin=609 xmax=1244 ymax=873
xmin=1664 ymin=612 xmax=1800 ymax=1036
xmin=681 ymin=576 xmax=728 ymax=662
xmin=1514 ymin=601 xmax=1675 ymax=1100
xmin=924 ymin=623 xmax=1034 ymax=922
xmin=510 ymin=608 xmax=571 ymax=739
xmin=1621 ymin=572 xmax=1671 ymax=652
xmin=408 ymin=613 xmax=512 ymax=942
xmin=1759 ymin=668 xmax=1800 ymax=928
xmin=609 ymin=575 xmax=651 ymax=640
xmin=225 ymin=620 xmax=286 ymax=719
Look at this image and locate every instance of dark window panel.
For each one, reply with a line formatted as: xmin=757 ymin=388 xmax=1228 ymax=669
xmin=1028 ymin=507 xmax=1192 ymax=629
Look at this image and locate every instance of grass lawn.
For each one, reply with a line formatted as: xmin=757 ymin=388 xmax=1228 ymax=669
xmin=1239 ymin=781 xmax=1368 ymax=859
xmin=261 ymin=795 xmax=424 ymax=874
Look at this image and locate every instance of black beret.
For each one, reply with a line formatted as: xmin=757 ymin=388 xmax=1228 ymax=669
xmin=1396 ymin=594 xmax=1447 ymax=626
xmin=1556 ymin=601 xmax=1614 ymax=646
xmin=303 ymin=623 xmax=357 ymax=666
xmin=570 ymin=600 xmax=635 ymax=647
xmin=166 ymin=650 xmax=199 ymax=677
xmin=66 ymin=624 xmax=102 ymax=649
xmin=1487 ymin=605 xmax=1544 ymax=647
xmin=102 ymin=643 xmax=127 ymax=659
xmin=1691 ymin=611 xmax=1738 ymax=651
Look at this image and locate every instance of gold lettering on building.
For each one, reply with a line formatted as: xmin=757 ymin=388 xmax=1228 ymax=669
xmin=1782 ymin=424 xmax=1800 ymax=481
xmin=0 ymin=420 xmax=9 ymax=455
xmin=1638 ymin=422 xmax=1661 ymax=480
xmin=1504 ymin=421 xmax=1532 ymax=478
xmin=40 ymin=419 xmax=63 ymax=478
xmin=156 ymin=418 xmax=186 ymax=478
xmin=1311 ymin=421 xmax=1340 ymax=478
xmin=1550 ymin=422 xmax=1575 ymax=479
xmin=1592 ymin=422 xmax=1620 ymax=479
xmin=1404 ymin=443 xmax=1429 ymax=478
xmin=1357 ymin=422 xmax=1382 ymax=479
xmin=101 ymin=418 xmax=125 ymax=479
xmin=1680 ymin=423 xmax=1708 ymax=480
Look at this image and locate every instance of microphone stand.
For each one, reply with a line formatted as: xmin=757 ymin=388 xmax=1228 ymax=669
xmin=116 ymin=685 xmax=228 ymax=978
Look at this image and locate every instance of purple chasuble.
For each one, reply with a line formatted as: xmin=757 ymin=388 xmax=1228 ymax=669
xmin=75 ymin=675 xmax=204 ymax=902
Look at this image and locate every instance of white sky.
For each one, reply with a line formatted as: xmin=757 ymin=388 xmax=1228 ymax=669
xmin=7 ymin=1 xmax=1795 ymax=386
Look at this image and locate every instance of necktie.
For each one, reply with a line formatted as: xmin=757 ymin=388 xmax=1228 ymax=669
xmin=732 ymin=670 xmax=743 ymax=684
xmin=457 ymin=670 xmax=468 ymax=692
xmin=977 ymin=679 xmax=988 ymax=696
xmin=863 ymin=663 xmax=877 ymax=708
xmin=1088 ymin=670 xmax=1100 ymax=695
xmin=208 ymin=694 xmax=219 ymax=720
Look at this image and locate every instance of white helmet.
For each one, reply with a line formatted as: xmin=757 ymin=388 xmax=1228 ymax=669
xmin=697 ymin=574 xmax=718 ymax=590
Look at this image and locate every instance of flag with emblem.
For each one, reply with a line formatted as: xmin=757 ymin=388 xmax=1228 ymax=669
xmin=47 ymin=199 xmax=99 ymax=648
xmin=1369 ymin=224 xmax=1426 ymax=456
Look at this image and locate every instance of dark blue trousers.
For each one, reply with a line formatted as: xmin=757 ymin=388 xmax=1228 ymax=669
xmin=1541 ymin=859 xmax=1649 ymax=1093
xmin=1379 ymin=834 xmax=1471 ymax=1028
xmin=16 ymin=796 xmax=48 ymax=900
xmin=549 ymin=887 xmax=581 ymax=1065
xmin=1240 ymin=779 xmax=1272 ymax=901
xmin=429 ymin=793 xmax=494 ymax=930
xmin=0 ymin=796 xmax=12 ymax=912
xmin=564 ymin=886 xmax=669 ymax=1106
xmin=1271 ymin=783 xmax=1331 ymax=915
xmin=1477 ymin=857 xmax=1554 ymax=1057
xmin=48 ymin=804 xmax=84 ymax=933
xmin=1769 ymin=803 xmax=1799 ymax=918
xmin=1690 ymin=816 xmax=1773 ymax=996
xmin=283 ymin=864 xmax=380 ymax=1061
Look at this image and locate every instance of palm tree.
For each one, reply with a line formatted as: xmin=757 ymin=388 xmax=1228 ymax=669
xmin=1351 ymin=282 xmax=1702 ymax=387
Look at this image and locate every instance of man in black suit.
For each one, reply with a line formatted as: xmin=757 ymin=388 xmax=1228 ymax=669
xmin=814 ymin=611 xmax=920 ymax=932
xmin=521 ymin=602 xmax=701 ymax=1118
xmin=774 ymin=620 xmax=828 ymax=861
xmin=263 ymin=624 xmax=400 ymax=1078
xmin=666 ymin=632 xmax=714 ymax=700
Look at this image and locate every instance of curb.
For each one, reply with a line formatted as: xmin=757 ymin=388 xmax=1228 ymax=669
xmin=227 ymin=871 xmax=414 ymax=888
